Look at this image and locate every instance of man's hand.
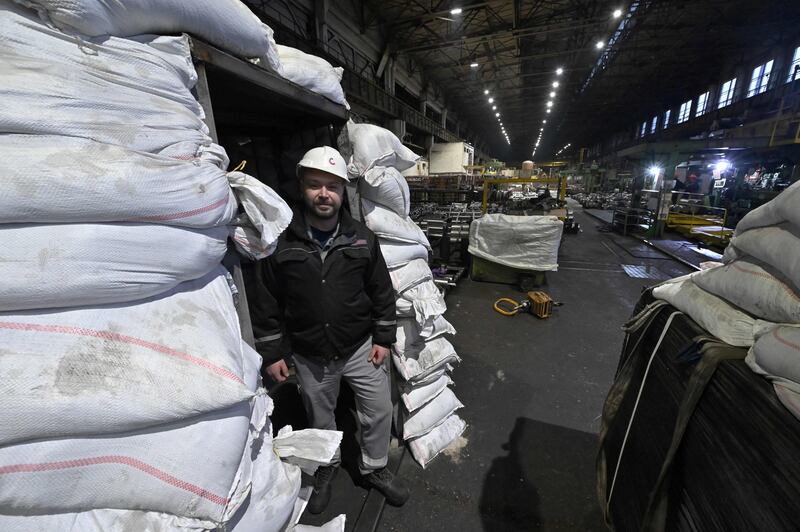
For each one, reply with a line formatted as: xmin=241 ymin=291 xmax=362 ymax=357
xmin=368 ymin=344 xmax=390 ymax=367
xmin=265 ymin=359 xmax=290 ymax=383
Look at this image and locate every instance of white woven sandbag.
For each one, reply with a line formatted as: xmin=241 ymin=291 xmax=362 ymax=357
xmin=408 ymin=415 xmax=466 ymax=469
xmin=401 ymin=387 xmax=463 ymax=439
xmin=400 ymin=374 xmax=452 ymax=412
xmin=360 ymin=166 xmax=411 ymax=217
xmin=397 ymin=281 xmax=447 ymax=330
xmin=276 ymin=45 xmax=348 ymax=109
xmin=292 ymin=515 xmax=346 ymax=532
xmin=0 ymin=509 xmax=211 ymax=532
xmin=389 ymin=258 xmax=432 ymax=294
xmin=227 ymin=172 xmax=293 ymax=260
xmin=420 ymin=315 xmax=456 ymax=339
xmin=652 ymin=279 xmax=775 ymax=347
xmin=0 ymin=393 xmax=266 ymax=524
xmin=0 ymin=4 xmax=212 ymax=158
xmin=402 ymin=364 xmax=453 ymax=388
xmin=16 ymin=0 xmax=282 ymax=69
xmin=0 ymin=269 xmax=258 ymax=446
xmin=362 ymin=198 xmax=430 ymax=248
xmin=392 ymin=336 xmax=459 ymax=383
xmin=746 ymin=326 xmax=800 ymax=394
xmin=0 ymin=223 xmax=228 ymax=311
xmin=0 ymin=135 xmax=237 ymax=227
xmin=735 ymin=180 xmax=800 ymax=235
xmin=693 ymin=257 xmax=800 ymax=324
xmin=378 ymin=239 xmax=428 ymax=268
xmin=724 ymin=223 xmax=800 ymax=291
xmin=273 ymin=426 xmax=343 ymax=476
xmin=468 ymin=214 xmax=563 ymax=271
xmin=345 ymin=121 xmax=419 ymax=176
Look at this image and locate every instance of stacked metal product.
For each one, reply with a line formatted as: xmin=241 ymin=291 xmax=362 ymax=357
xmin=650 ymin=180 xmax=800 ymax=416
xmin=342 ymin=121 xmax=467 ymax=468
xmin=0 ymin=2 xmax=340 ymax=531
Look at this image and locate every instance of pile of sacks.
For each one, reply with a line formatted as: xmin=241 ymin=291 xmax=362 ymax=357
xmin=0 ymin=2 xmax=341 ymax=531
xmin=275 ymin=45 xmax=350 ymax=109
xmin=342 ymin=121 xmax=467 ymax=468
xmin=651 ymin=180 xmax=800 ymax=418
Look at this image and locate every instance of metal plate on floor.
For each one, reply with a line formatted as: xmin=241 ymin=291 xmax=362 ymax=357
xmin=621 ymin=264 xmax=671 ymax=280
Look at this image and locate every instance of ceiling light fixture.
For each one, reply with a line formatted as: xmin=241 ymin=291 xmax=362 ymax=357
xmin=450 ymin=8 xmax=463 ymax=15
xmin=546 ymin=109 xmax=551 ymax=113
xmin=492 ymin=105 xmax=497 ymax=110
xmin=484 ymin=89 xmax=489 ymax=95
xmin=596 ymin=40 xmax=605 ymax=49
xmin=550 ymin=91 xmax=556 ymax=98
xmin=613 ymin=8 xmax=622 ymax=18
xmin=470 ymin=62 xmax=479 ymax=68
xmin=546 ymin=101 xmax=553 ymax=107
xmin=488 ymin=97 xmax=494 ymax=103
xmin=496 ymin=112 xmax=500 ymax=117
xmin=556 ymin=67 xmax=564 ymax=75
xmin=552 ymin=81 xmax=560 ymax=88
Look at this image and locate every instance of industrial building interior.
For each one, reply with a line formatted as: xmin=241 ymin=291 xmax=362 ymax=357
xmin=4 ymin=0 xmax=800 ymax=531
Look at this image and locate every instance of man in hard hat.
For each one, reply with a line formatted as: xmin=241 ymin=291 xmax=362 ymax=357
xmin=247 ymin=146 xmax=408 ymax=514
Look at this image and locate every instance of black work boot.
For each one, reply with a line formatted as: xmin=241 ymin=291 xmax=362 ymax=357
xmin=360 ymin=467 xmax=410 ymax=507
xmin=307 ymin=465 xmax=338 ymax=514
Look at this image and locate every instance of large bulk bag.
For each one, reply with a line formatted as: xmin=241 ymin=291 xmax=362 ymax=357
xmin=0 ymin=135 xmax=236 ymax=227
xmin=0 ymin=4 xmax=212 ymax=158
xmin=0 ymin=223 xmax=228 ymax=311
xmin=345 ymin=121 xmax=419 ymax=176
xmin=15 ymin=0 xmax=282 ymax=69
xmin=408 ymin=414 xmax=466 ymax=469
xmin=652 ymin=279 xmax=775 ymax=347
xmin=693 ymin=258 xmax=800 ymax=324
xmin=724 ymin=223 xmax=800 ymax=291
xmin=378 ymin=240 xmax=428 ymax=268
xmin=0 ymin=269 xmax=257 ymax=446
xmin=0 ymin=392 xmax=269 ymax=526
xmin=276 ymin=45 xmax=348 ymax=108
xmin=360 ymin=166 xmax=411 ymax=217
xmin=362 ymin=198 xmax=430 ymax=249
xmin=468 ymin=214 xmax=563 ymax=271
xmin=735 ymin=180 xmax=800 ymax=234
xmin=401 ymin=387 xmax=463 ymax=439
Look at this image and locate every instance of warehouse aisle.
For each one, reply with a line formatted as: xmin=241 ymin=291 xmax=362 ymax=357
xmin=379 ymin=206 xmax=692 ymax=531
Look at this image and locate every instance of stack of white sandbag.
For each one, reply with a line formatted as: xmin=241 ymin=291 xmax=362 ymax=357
xmin=0 ymin=2 xmax=339 ymax=531
xmin=276 ymin=45 xmax=350 ymax=109
xmin=651 ymin=180 xmax=800 ymax=418
xmin=342 ymin=121 xmax=467 ymax=468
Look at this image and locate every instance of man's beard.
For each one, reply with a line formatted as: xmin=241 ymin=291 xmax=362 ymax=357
xmin=306 ymin=197 xmax=339 ymax=219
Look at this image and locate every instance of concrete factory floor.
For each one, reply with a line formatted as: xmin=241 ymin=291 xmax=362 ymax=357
xmin=293 ymin=204 xmax=692 ymax=531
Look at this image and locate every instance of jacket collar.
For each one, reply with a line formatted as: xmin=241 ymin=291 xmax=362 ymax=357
xmin=288 ymin=206 xmax=359 ymax=242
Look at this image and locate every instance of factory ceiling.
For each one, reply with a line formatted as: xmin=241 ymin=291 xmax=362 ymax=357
xmin=363 ymin=0 xmax=800 ymax=162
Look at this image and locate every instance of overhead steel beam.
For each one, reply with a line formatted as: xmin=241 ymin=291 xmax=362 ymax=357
xmin=388 ymin=2 xmax=490 ymax=27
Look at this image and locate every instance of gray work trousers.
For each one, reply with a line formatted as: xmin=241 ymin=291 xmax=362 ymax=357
xmin=292 ymin=338 xmax=391 ymax=474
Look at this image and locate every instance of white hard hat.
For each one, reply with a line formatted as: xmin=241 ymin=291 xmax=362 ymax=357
xmin=296 ymin=146 xmax=349 ymax=182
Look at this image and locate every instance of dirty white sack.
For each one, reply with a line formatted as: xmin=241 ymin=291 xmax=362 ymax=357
xmin=360 ymin=166 xmax=411 ymax=217
xmin=362 ymin=198 xmax=430 ymax=249
xmin=724 ymin=223 xmax=800 ymax=291
xmin=227 ymin=172 xmax=293 ymax=260
xmin=0 ymin=268 xmax=257 ymax=446
xmin=394 ymin=317 xmax=453 ymax=356
xmin=408 ymin=414 xmax=466 ymax=469
xmin=392 ymin=336 xmax=459 ymax=383
xmin=14 ymin=0 xmax=282 ymax=69
xmin=389 ymin=258 xmax=432 ymax=294
xmin=0 ymin=223 xmax=228 ymax=311
xmin=276 ymin=45 xmax=348 ymax=108
xmin=396 ymin=281 xmax=447 ymax=329
xmin=0 ymin=135 xmax=237 ymax=227
xmin=401 ymin=387 xmax=463 ymax=439
xmin=344 ymin=121 xmax=419 ymax=177
xmin=1 ymin=4 xmax=214 ymax=159
xmin=273 ymin=426 xmax=343 ymax=476
xmin=400 ymin=374 xmax=452 ymax=412
xmin=291 ymin=515 xmax=346 ymax=532
xmin=378 ymin=240 xmax=429 ymax=268
xmin=734 ymin=180 xmax=800 ymax=234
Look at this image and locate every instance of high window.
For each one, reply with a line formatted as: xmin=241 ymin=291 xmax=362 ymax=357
xmin=677 ymin=100 xmax=692 ymax=123
xmin=639 ymin=121 xmax=647 ymax=138
xmin=747 ymin=60 xmax=773 ymax=97
xmin=788 ymin=46 xmax=800 ymax=82
xmin=663 ymin=109 xmax=671 ymax=129
xmin=718 ymin=78 xmax=737 ymax=108
xmin=695 ymin=91 xmax=710 ymax=116
xmin=650 ymin=116 xmax=658 ymax=134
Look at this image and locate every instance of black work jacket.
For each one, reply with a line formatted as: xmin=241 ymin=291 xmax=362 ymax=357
xmin=247 ymin=208 xmax=396 ymax=365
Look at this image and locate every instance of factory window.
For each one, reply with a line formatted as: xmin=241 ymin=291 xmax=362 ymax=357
xmin=663 ymin=109 xmax=671 ymax=129
xmin=677 ymin=99 xmax=692 ymax=123
xmin=695 ymin=91 xmax=710 ymax=116
xmin=639 ymin=120 xmax=647 ymax=138
xmin=747 ymin=59 xmax=773 ymax=97
xmin=650 ymin=115 xmax=658 ymax=134
xmin=718 ymin=78 xmax=737 ymax=108
xmin=788 ymin=46 xmax=800 ymax=82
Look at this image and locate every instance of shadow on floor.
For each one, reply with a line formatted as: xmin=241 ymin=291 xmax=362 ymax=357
xmin=479 ymin=417 xmax=605 ymax=531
